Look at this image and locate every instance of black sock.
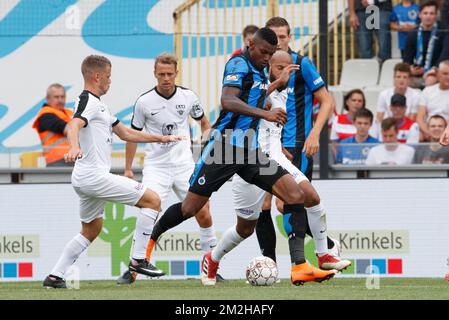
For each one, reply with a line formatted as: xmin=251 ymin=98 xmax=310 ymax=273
xmin=283 ymin=204 xmax=307 ymax=265
xmin=151 ymin=202 xmax=189 ymax=241
xmin=327 ymin=237 xmax=335 ymax=249
xmin=255 ymin=209 xmax=277 ymax=262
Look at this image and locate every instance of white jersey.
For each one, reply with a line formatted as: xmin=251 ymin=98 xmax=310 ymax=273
xmin=131 ymin=86 xmax=204 ymax=167
xmin=72 ymin=90 xmax=119 ymax=186
xmin=258 ymin=89 xmax=287 ymax=158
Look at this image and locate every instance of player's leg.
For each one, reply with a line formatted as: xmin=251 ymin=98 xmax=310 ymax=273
xmin=202 ymin=217 xmax=258 ymax=286
xmin=43 ymin=190 xmax=105 ymax=288
xmin=172 ymin=163 xmax=217 ymax=253
xmin=202 ymin=175 xmax=263 ymax=285
xmin=255 ymin=192 xmax=277 ymax=262
xmin=146 ymin=141 xmax=242 ymax=261
xmin=243 ymin=154 xmax=336 ymax=285
xmin=297 ymin=180 xmax=351 ymax=271
xmin=286 ymin=146 xmax=337 ymax=252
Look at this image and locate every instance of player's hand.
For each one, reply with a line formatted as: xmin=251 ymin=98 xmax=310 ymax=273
xmin=277 ymin=64 xmax=300 ymax=86
xmin=440 ymin=128 xmax=449 ymax=146
xmin=411 ymin=65 xmax=424 ymax=76
xmin=124 ymin=169 xmax=134 ymax=179
xmin=349 ymin=13 xmax=359 ymax=30
xmin=64 ymin=147 xmax=82 ymax=163
xmin=303 ymin=131 xmax=320 ymax=157
xmin=264 ymin=108 xmax=287 ymax=125
xmin=161 ymin=135 xmax=188 ymax=143
xmin=361 ymin=0 xmax=370 ymax=8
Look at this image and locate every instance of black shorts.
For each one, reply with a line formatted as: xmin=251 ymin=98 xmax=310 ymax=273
xmin=285 ymin=144 xmax=313 ymax=181
xmin=189 ymin=141 xmax=289 ymax=197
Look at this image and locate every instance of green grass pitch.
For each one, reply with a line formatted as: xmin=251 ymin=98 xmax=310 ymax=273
xmin=0 ymin=278 xmax=448 ymax=300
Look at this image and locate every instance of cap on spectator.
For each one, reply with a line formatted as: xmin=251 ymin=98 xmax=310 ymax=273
xmin=390 ymin=93 xmax=406 ymax=107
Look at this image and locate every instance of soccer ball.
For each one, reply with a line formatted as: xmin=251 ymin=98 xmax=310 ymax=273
xmin=245 ymin=256 xmax=278 ymax=286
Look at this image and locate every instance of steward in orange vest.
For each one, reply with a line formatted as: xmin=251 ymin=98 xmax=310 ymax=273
xmin=33 ymin=105 xmax=73 ymax=166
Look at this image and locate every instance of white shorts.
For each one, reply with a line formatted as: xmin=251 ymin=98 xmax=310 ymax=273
xmin=272 ymin=152 xmax=309 ymax=185
xmin=142 ymin=163 xmax=194 ymax=205
xmin=73 ymin=173 xmax=146 ymax=223
xmin=232 ymin=152 xmax=309 ymax=220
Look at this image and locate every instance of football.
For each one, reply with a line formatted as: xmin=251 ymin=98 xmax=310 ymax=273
xmin=245 ymin=256 xmax=278 ymax=286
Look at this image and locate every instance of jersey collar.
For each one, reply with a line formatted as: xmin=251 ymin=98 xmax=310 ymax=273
xmin=154 ymin=86 xmax=177 ymax=100
xmin=82 ymin=90 xmax=100 ymax=100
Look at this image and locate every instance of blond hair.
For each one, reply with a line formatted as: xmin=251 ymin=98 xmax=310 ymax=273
xmin=81 ymin=55 xmax=111 ymax=79
xmin=154 ymin=52 xmax=178 ymax=70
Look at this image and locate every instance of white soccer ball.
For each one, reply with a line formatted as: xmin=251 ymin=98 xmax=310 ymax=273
xmin=245 ymin=256 xmax=278 ymax=286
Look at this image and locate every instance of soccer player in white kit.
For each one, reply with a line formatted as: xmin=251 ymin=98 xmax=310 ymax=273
xmin=116 ymin=53 xmax=219 ymax=284
xmin=43 ymin=55 xmax=184 ymax=288
xmin=205 ymin=51 xmax=350 ymax=286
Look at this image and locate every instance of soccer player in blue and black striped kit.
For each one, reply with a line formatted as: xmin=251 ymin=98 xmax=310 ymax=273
xmin=255 ymin=17 xmax=350 ymax=270
xmin=144 ymin=27 xmax=337 ymax=285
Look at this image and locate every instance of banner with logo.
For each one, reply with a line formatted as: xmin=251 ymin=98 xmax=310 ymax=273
xmin=1 ymin=178 xmax=448 ymax=282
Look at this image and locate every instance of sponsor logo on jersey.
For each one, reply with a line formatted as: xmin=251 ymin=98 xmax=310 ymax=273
xmin=162 ymin=123 xmax=178 ymax=136
xmin=226 ymin=74 xmax=239 ymax=82
xmin=313 ymin=77 xmax=324 ymax=86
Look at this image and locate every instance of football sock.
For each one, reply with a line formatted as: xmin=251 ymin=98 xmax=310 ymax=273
xmin=211 ymin=225 xmax=244 ymax=262
xmin=199 ymin=225 xmax=218 ymax=252
xmin=50 ymin=233 xmax=91 ymax=278
xmin=255 ymin=209 xmax=277 ymax=262
xmin=306 ymin=204 xmax=328 ymax=255
xmin=283 ymin=204 xmax=307 ymax=265
xmin=131 ymin=208 xmax=159 ymax=260
xmin=151 ymin=202 xmax=189 ymax=241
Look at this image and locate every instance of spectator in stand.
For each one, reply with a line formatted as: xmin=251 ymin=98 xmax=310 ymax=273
xmin=366 ymin=118 xmax=415 ymax=165
xmin=390 ymin=0 xmax=420 ymax=59
xmin=32 ymin=83 xmax=73 ymax=167
xmin=385 ymin=93 xmax=420 ymax=143
xmin=331 ymin=89 xmax=377 ymax=142
xmin=231 ymin=25 xmax=259 ymax=57
xmin=376 ymin=62 xmax=421 ymax=123
xmin=349 ymin=0 xmax=392 ymax=61
xmin=414 ymin=115 xmax=449 ymax=163
xmin=416 ymin=60 xmax=449 ymax=140
xmin=403 ymin=0 xmax=444 ymax=88
xmin=335 ymin=108 xmax=380 ymax=164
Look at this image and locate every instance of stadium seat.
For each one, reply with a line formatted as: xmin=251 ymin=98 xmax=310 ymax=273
xmin=391 ymin=32 xmax=402 ymax=59
xmin=20 ymin=151 xmax=44 ymax=168
xmin=329 ymin=59 xmax=380 ymax=112
xmin=336 ymin=59 xmax=380 ymax=90
xmin=363 ymin=87 xmax=383 ymax=116
xmin=378 ymin=58 xmax=402 ymax=88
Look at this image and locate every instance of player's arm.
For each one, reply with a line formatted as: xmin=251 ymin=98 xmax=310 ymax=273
xmin=64 ymin=118 xmax=85 ymax=162
xmin=221 ymin=87 xmax=287 ymax=124
xmin=113 ymin=122 xmax=186 ymax=143
xmin=304 ymin=87 xmax=335 ymax=157
xmin=124 ymin=142 xmax=137 ymax=179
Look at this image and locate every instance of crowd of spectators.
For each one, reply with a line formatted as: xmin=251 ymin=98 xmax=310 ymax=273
xmin=331 ymin=0 xmax=449 ymax=165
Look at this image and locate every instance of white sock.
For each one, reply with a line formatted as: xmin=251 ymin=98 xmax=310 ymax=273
xmin=199 ymin=225 xmax=218 ymax=252
xmin=131 ymin=208 xmax=159 ymax=260
xmin=306 ymin=204 xmax=328 ymax=255
xmin=211 ymin=225 xmax=245 ymax=262
xmin=50 ymin=233 xmax=91 ymax=278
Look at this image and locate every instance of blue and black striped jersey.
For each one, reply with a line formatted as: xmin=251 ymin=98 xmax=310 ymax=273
xmin=282 ymin=50 xmax=325 ymax=148
xmin=213 ymin=49 xmax=268 ymax=149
